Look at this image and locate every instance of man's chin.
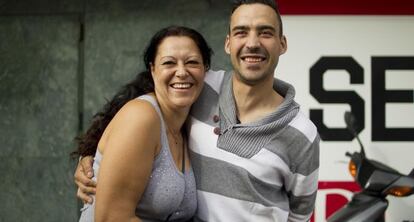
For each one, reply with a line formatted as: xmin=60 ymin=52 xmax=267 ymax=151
xmin=236 ymin=72 xmax=268 ymax=85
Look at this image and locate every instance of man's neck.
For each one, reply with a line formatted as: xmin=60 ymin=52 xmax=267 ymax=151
xmin=232 ymin=74 xmax=284 ymax=124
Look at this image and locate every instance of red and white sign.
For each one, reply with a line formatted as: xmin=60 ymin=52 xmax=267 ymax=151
xmin=312 ymin=182 xmax=361 ymax=222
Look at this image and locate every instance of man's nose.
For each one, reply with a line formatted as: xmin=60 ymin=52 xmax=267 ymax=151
xmin=246 ymin=33 xmax=260 ymax=49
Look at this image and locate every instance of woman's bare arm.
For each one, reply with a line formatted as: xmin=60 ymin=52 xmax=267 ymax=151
xmin=95 ymin=99 xmax=160 ymax=222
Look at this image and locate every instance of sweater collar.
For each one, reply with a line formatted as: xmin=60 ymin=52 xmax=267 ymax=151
xmin=219 ymin=71 xmax=299 ymax=128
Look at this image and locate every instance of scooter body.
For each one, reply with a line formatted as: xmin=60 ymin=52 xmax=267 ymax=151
xmin=327 ymin=192 xmax=388 ymax=222
xmin=327 ymin=112 xmax=414 ymax=222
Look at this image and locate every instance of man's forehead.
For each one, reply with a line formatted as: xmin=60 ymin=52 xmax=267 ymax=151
xmin=230 ymin=4 xmax=278 ymax=28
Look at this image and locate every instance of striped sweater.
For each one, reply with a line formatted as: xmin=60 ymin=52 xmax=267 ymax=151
xmin=189 ymin=70 xmax=320 ymax=222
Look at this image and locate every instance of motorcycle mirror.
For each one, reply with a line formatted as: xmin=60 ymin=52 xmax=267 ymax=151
xmin=344 ymin=111 xmax=365 ymax=157
xmin=409 ymin=168 xmax=414 ymax=178
xmin=344 ymin=111 xmax=357 ymax=134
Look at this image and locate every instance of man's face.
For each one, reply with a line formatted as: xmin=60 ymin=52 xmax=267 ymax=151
xmin=225 ymin=3 xmax=287 ymax=85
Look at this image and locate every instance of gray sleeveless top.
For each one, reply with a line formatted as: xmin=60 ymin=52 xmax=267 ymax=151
xmin=79 ymin=95 xmax=197 ymax=222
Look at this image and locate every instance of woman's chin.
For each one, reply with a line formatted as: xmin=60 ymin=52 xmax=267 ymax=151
xmin=171 ymin=97 xmax=196 ymax=109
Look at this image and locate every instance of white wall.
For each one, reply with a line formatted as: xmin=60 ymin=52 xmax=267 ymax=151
xmin=277 ymin=16 xmax=414 ymax=222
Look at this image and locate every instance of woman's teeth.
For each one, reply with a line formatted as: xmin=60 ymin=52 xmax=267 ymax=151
xmin=171 ymin=83 xmax=192 ymax=89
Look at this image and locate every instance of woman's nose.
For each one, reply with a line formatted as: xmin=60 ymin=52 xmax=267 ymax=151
xmin=175 ymin=65 xmax=188 ymax=78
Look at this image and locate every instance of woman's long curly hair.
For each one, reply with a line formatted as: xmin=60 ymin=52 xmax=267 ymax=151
xmin=72 ymin=26 xmax=213 ymax=157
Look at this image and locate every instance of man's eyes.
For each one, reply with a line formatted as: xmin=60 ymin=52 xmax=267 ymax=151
xmin=234 ymin=30 xmax=247 ymax=36
xmin=260 ymin=30 xmax=274 ymax=37
xmin=233 ymin=30 xmax=274 ymax=37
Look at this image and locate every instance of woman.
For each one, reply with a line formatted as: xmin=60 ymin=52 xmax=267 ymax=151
xmin=73 ymin=26 xmax=213 ymax=221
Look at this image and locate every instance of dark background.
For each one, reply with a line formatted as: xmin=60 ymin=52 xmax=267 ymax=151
xmin=0 ymin=0 xmax=232 ymax=221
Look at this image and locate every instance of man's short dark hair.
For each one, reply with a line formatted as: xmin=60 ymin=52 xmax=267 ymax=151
xmin=230 ymin=0 xmax=283 ymax=36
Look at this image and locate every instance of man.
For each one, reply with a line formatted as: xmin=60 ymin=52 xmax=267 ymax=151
xmin=75 ymin=0 xmax=319 ymax=221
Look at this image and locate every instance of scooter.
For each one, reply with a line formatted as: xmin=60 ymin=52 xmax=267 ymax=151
xmin=327 ymin=112 xmax=414 ymax=222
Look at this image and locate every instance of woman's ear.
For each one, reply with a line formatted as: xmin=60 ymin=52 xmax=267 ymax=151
xmin=150 ymin=63 xmax=155 ymax=77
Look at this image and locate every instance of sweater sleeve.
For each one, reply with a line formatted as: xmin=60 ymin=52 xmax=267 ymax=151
xmin=287 ymin=134 xmax=320 ymax=222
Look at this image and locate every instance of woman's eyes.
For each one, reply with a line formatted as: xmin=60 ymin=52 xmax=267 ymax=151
xmin=161 ymin=61 xmax=175 ymax=65
xmin=187 ymin=60 xmax=200 ymax=65
xmin=161 ymin=60 xmax=200 ymax=66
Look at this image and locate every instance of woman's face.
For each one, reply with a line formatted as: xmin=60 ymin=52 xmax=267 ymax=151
xmin=151 ymin=36 xmax=206 ymax=110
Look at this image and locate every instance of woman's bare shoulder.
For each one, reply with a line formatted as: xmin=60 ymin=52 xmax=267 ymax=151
xmin=114 ymin=98 xmax=161 ymax=130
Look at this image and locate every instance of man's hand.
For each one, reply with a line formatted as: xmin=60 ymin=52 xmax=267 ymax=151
xmin=74 ymin=156 xmax=97 ymax=204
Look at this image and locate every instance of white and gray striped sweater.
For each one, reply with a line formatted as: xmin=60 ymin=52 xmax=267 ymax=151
xmin=189 ymin=70 xmax=320 ymax=222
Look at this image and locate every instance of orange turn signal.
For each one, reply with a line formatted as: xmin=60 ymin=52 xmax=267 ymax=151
xmin=348 ymin=160 xmax=357 ymax=178
xmin=386 ymin=186 xmax=413 ymax=197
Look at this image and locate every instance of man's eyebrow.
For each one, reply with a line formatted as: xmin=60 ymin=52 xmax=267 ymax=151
xmin=231 ymin=25 xmax=277 ymax=32
xmin=256 ymin=25 xmax=276 ymax=32
xmin=231 ymin=25 xmax=249 ymax=32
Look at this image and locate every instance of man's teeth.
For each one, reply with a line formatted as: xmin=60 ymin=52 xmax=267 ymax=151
xmin=244 ymin=57 xmax=263 ymax=62
xmin=172 ymin=83 xmax=192 ymax=89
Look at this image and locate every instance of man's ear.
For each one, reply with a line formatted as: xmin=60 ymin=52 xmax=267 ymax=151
xmin=224 ymin=35 xmax=231 ymax=55
xmin=279 ymin=35 xmax=287 ymax=55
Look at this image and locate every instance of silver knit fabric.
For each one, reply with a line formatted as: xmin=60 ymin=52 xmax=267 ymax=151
xmin=79 ymin=95 xmax=197 ymax=222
